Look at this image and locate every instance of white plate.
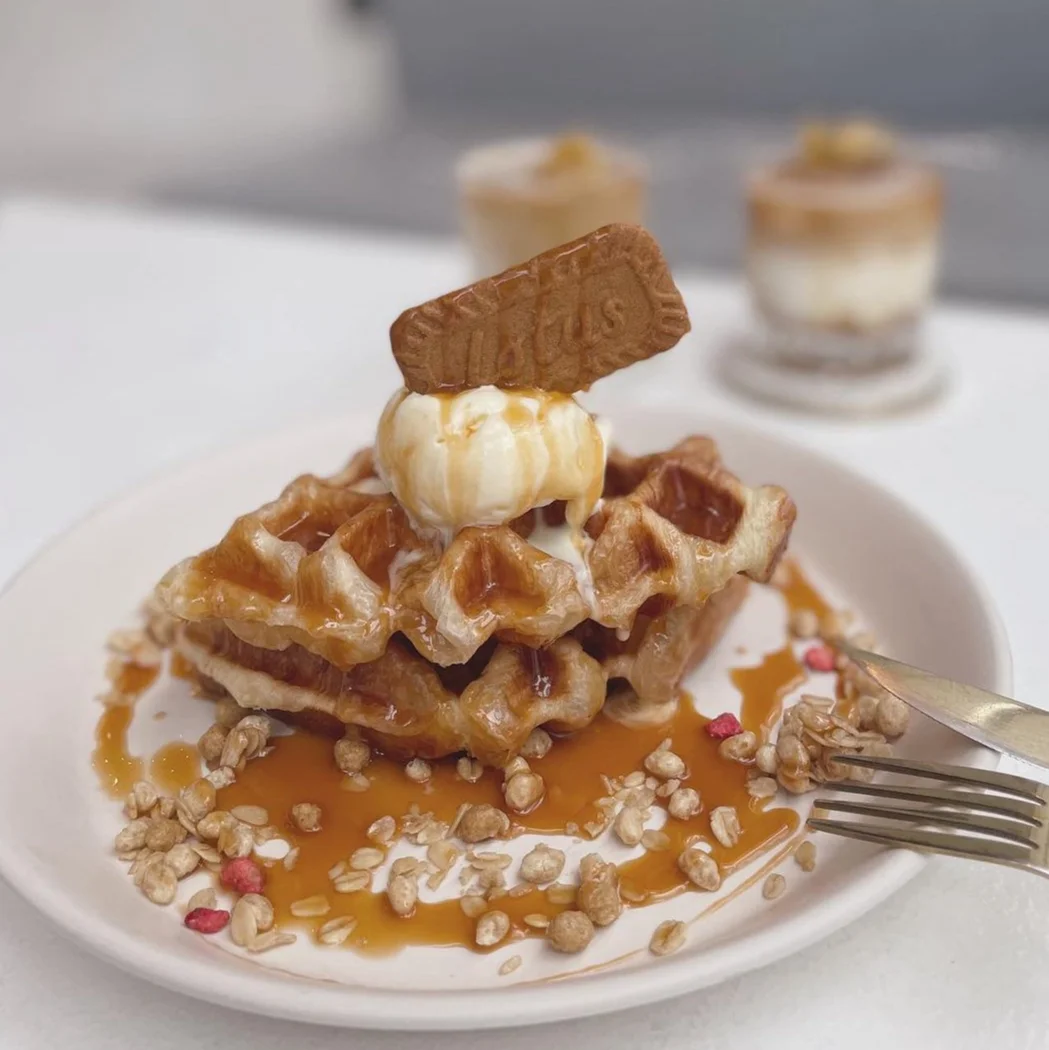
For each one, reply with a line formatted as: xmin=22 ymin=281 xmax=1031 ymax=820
xmin=0 ymin=409 xmax=1009 ymax=1030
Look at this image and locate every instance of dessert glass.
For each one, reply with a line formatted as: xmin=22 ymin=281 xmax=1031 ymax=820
xmin=457 ymin=134 xmax=647 ymax=276
xmin=730 ymin=122 xmax=945 ymax=414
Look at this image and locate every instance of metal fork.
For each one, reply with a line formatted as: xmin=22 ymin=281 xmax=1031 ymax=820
xmin=808 ymin=752 xmax=1049 ymax=878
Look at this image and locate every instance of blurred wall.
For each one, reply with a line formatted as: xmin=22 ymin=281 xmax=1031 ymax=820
xmin=0 ymin=0 xmax=388 ymax=193
xmin=387 ymin=0 xmax=1049 ymax=125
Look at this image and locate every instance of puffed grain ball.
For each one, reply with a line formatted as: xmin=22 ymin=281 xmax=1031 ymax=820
xmin=578 ymin=877 xmax=622 ymax=927
xmin=197 ymin=723 xmax=229 ymax=765
xmin=520 ymin=728 xmax=553 ymax=760
xmin=404 ymin=758 xmax=432 ymax=783
xmin=519 ymin=844 xmax=565 ymax=884
xmin=644 ymin=748 xmax=687 ymax=780
xmin=677 ymin=846 xmax=721 ymax=891
xmin=290 ymin=802 xmax=322 ymax=833
xmin=334 ymin=734 xmax=371 ymax=775
xmin=667 ymin=787 xmax=701 ymax=821
xmin=458 ymin=804 xmax=510 ymax=843
xmin=875 ymin=695 xmax=910 ymax=737
xmin=504 ymin=772 xmax=545 ymax=813
xmin=475 ymin=910 xmax=511 ymax=947
xmin=547 ymin=910 xmax=594 ymax=954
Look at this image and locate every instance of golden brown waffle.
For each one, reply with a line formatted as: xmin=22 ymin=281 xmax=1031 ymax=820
xmin=158 ymin=447 xmax=591 ymax=669
xmin=574 ymin=576 xmax=750 ymax=726
xmin=586 ymin=439 xmax=795 ymax=629
xmin=178 ymin=620 xmax=606 ymax=766
xmin=161 ymin=435 xmax=793 ymax=763
xmin=176 ymin=583 xmax=744 ymax=764
xmin=157 ymin=438 xmax=794 ymax=671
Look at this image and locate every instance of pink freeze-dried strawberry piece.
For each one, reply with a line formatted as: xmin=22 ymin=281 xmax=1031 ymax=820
xmin=220 ymin=856 xmax=265 ymax=895
xmin=803 ymin=645 xmax=836 ymax=673
xmin=184 ymin=907 xmax=231 ymax=934
xmin=706 ymin=712 xmax=743 ymax=740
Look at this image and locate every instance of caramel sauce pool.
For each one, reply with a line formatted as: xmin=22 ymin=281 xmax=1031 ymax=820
xmin=149 ymin=741 xmax=201 ymax=796
xmin=217 ymin=575 xmax=811 ymax=954
xmin=94 ymin=560 xmax=829 ymax=956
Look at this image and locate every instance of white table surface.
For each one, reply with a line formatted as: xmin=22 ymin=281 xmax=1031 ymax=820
xmin=1 ymin=197 xmax=1048 ymax=1048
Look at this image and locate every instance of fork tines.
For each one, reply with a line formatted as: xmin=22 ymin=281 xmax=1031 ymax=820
xmin=809 ymin=753 xmax=1047 ymax=869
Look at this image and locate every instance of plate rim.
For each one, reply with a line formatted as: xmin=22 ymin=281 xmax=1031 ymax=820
xmin=0 ymin=411 xmax=1012 ymax=1030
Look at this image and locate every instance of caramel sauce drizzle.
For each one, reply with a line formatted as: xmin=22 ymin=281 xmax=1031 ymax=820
xmin=93 ymin=704 xmax=145 ymax=799
xmin=92 ymin=664 xmax=159 ymax=797
xmin=378 ymin=387 xmax=605 ymax=535
xmin=777 ymin=559 xmax=833 ymax=620
xmin=93 ymin=560 xmax=828 ymax=958
xmin=734 ymin=646 xmax=804 ymax=735
xmin=92 ymin=662 xmax=200 ymax=800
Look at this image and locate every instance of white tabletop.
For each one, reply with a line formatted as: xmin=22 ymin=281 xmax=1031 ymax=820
xmin=1 ymin=197 xmax=1048 ymax=1048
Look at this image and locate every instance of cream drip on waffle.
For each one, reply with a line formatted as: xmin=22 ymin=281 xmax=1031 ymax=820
xmin=527 ymin=514 xmax=597 ymax=611
xmin=375 ymin=385 xmax=607 ymax=538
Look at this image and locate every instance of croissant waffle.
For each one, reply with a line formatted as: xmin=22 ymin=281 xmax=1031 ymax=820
xmin=585 ymin=438 xmax=794 ymax=629
xmin=179 ymin=621 xmax=606 ymax=766
xmin=156 ymin=439 xmax=794 ymax=671
xmin=159 ymin=436 xmax=794 ymax=762
xmin=573 ymin=576 xmax=751 ymax=728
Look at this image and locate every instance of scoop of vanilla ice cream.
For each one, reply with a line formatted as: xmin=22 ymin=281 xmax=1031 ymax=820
xmin=375 ymin=386 xmax=606 ymax=534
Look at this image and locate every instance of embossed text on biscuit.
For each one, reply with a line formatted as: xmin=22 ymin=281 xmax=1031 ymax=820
xmin=390 ymin=224 xmax=691 ymax=394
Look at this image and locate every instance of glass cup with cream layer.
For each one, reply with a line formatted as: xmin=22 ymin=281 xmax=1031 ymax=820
xmin=730 ymin=121 xmax=945 ymax=414
xmin=457 ymin=134 xmax=648 ymax=277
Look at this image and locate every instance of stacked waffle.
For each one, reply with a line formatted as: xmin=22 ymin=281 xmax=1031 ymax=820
xmin=157 ymin=226 xmax=796 ymax=765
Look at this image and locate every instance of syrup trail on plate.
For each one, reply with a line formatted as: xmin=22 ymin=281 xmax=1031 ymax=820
xmin=93 ymin=662 xmax=200 ymax=799
xmin=93 ymin=704 xmax=144 ymax=798
xmin=92 ymin=663 xmax=160 ymax=797
xmin=93 ymin=560 xmax=826 ymax=956
xmin=777 ymin=559 xmax=833 ymax=620
xmin=733 ymin=646 xmax=804 ymax=734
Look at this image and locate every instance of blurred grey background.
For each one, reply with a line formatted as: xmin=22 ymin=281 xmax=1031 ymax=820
xmin=1 ymin=0 xmax=1047 ymax=304
xmin=388 ymin=0 xmax=1049 ymax=123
